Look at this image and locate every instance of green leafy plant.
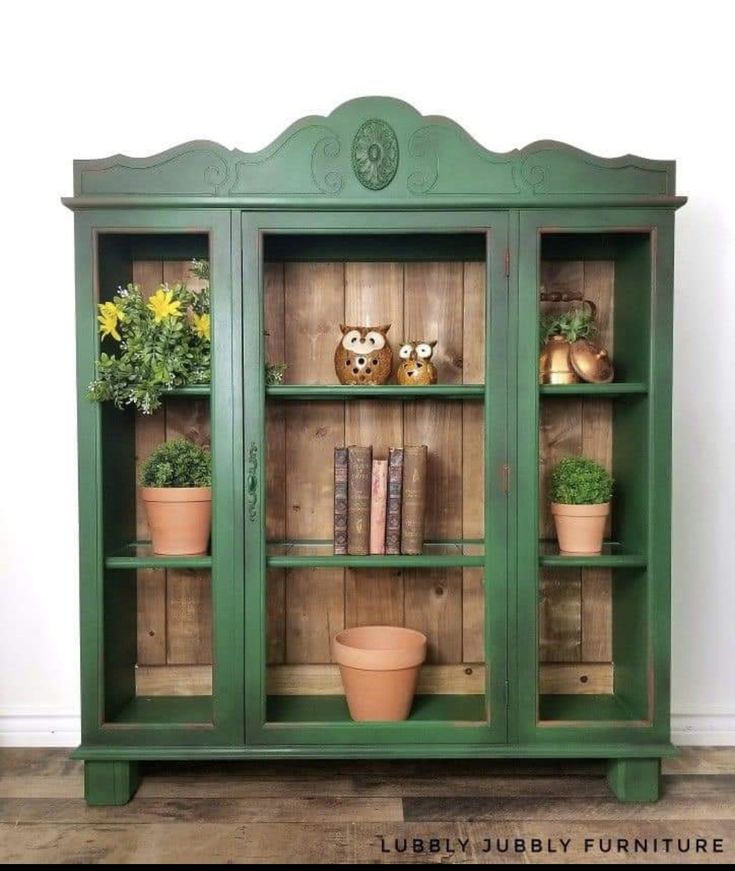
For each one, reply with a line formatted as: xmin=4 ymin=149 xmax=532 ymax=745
xmin=140 ymin=439 xmax=212 ymax=488
xmin=88 ymin=260 xmax=210 ymax=414
xmin=540 ymin=306 xmax=597 ymax=346
xmin=265 ymin=361 xmax=287 ymax=385
xmin=549 ymin=456 xmax=613 ymax=505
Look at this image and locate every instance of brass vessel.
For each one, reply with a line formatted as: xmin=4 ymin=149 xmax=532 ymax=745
xmin=569 ymin=339 xmax=614 ymax=384
xmin=539 ymin=335 xmax=579 ymax=384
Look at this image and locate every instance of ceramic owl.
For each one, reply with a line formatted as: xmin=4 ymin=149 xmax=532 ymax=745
xmin=396 ymin=340 xmax=438 ymax=385
xmin=334 ymin=324 xmax=393 ymax=385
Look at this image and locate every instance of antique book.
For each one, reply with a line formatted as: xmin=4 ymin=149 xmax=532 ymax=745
xmin=385 ymin=447 xmax=404 ymax=555
xmin=369 ymin=459 xmax=389 ymax=555
xmin=401 ymin=445 xmax=428 ymax=555
xmin=347 ymin=445 xmax=372 ymax=555
xmin=333 ymin=446 xmax=349 ymax=554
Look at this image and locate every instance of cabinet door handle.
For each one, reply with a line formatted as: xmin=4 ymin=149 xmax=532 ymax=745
xmin=247 ymin=442 xmax=258 ymax=521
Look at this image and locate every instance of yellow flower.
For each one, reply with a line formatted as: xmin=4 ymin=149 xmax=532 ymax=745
xmin=191 ymin=312 xmax=211 ymax=341
xmin=147 ymin=287 xmax=182 ymax=323
xmin=97 ymin=301 xmax=124 ymax=341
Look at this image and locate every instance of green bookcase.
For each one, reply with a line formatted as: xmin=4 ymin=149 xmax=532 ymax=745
xmin=64 ymin=97 xmax=685 ymax=804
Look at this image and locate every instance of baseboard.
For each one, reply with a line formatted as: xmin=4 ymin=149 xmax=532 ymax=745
xmin=1 ymin=712 xmax=733 ymax=748
xmin=671 ymin=713 xmax=735 ymax=746
xmin=0 ymin=714 xmax=81 ymax=747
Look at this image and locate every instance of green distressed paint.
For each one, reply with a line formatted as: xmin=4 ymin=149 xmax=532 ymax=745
xmin=66 ymin=97 xmax=683 ymax=805
xmin=607 ymin=757 xmax=661 ymax=802
xmin=84 ymin=760 xmax=139 ymax=806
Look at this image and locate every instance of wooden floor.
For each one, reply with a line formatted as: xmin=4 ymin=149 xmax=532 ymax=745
xmin=1 ymin=749 xmax=734 ymax=864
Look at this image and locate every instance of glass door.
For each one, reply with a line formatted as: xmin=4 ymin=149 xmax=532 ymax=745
xmin=515 ymin=209 xmax=673 ymax=747
xmin=242 ymin=211 xmax=509 ymax=747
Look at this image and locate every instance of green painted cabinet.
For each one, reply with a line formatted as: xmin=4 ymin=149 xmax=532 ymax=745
xmin=65 ymin=98 xmax=685 ymax=804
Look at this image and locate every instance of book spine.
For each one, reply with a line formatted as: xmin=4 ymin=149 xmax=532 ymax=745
xmin=347 ymin=446 xmax=372 ymax=555
xmin=369 ymin=459 xmax=388 ymax=555
xmin=385 ymin=447 xmax=404 ymax=555
xmin=333 ymin=447 xmax=348 ymax=555
xmin=401 ymin=445 xmax=428 ymax=555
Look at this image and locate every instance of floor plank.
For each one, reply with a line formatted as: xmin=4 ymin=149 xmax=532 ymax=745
xmin=0 ymin=796 xmax=403 ymax=824
xmin=0 ymin=749 xmax=733 ymax=864
xmin=0 ymin=822 xmax=353 ymax=864
xmin=663 ymin=748 xmax=735 ymax=775
xmin=403 ymin=794 xmax=735 ymax=821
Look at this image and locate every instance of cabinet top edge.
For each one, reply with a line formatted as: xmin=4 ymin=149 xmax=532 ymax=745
xmin=61 ymin=195 xmax=688 ymax=213
xmin=65 ymin=96 xmax=683 ymax=206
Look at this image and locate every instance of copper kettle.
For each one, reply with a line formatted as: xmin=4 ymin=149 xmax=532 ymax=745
xmin=539 ymin=335 xmax=579 ymax=384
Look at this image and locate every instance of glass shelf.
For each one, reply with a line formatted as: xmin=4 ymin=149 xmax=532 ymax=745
xmin=267 ymin=694 xmax=487 ymax=724
xmin=538 ymin=540 xmax=646 ymax=568
xmin=266 ymin=384 xmax=485 ymax=401
xmin=266 ymin=540 xmax=484 ymax=568
xmin=162 ymin=385 xmax=211 ymax=397
xmin=105 ymin=543 xmax=212 ymax=570
xmin=105 ymin=696 xmax=213 ymax=726
xmin=539 ymin=383 xmax=647 ymax=397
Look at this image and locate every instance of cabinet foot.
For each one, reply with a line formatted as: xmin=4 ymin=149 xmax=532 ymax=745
xmin=607 ymin=757 xmax=661 ymax=802
xmin=84 ymin=760 xmax=140 ymax=806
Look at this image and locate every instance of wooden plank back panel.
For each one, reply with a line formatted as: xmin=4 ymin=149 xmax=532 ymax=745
xmin=344 ymin=263 xmax=405 ymax=632
xmin=265 ymin=260 xmax=487 ymax=668
xmin=539 ymin=262 xmax=584 ymax=664
xmin=403 ymin=263 xmax=464 ymax=664
xmin=165 ymin=570 xmax=212 ymax=665
xmin=161 ymin=261 xmax=212 ymax=667
xmin=132 ymin=261 xmax=166 ymax=666
xmin=264 ymin=263 xmax=286 ymax=664
xmin=538 ymin=260 xmax=615 ymax=671
xmin=580 ymin=262 xmax=614 ymax=662
xmin=462 ymin=261 xmax=486 ymax=662
xmin=283 ymin=263 xmax=345 ymax=662
xmin=136 ymin=662 xmax=615 ymax=696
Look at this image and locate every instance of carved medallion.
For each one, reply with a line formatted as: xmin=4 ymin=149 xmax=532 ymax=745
xmin=351 ymin=120 xmax=399 ymax=190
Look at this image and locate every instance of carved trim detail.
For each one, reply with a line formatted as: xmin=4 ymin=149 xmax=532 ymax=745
xmin=407 ymin=128 xmax=439 ymax=194
xmin=351 ymin=119 xmax=399 ymax=191
xmin=311 ymin=133 xmax=344 ymax=194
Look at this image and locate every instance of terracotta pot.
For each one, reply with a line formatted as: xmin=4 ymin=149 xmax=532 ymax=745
xmin=551 ymin=502 xmax=609 ymax=555
xmin=332 ymin=625 xmax=427 ymax=721
xmin=141 ymin=487 xmax=212 ymax=555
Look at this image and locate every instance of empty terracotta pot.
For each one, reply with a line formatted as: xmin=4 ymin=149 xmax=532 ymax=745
xmin=332 ymin=625 xmax=427 ymax=721
xmin=551 ymin=502 xmax=609 ymax=555
xmin=141 ymin=487 xmax=212 ymax=555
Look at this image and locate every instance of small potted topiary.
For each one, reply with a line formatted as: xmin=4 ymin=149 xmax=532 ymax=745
xmin=140 ymin=439 xmax=212 ymax=555
xmin=548 ymin=456 xmax=613 ymax=555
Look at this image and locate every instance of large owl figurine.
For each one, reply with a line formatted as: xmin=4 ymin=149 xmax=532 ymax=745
xmin=396 ymin=340 xmax=438 ymax=385
xmin=334 ymin=324 xmax=393 ymax=385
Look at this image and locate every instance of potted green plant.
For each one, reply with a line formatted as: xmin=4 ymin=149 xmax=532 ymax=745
xmin=88 ymin=260 xmax=210 ymax=414
xmin=140 ymin=439 xmax=212 ymax=555
xmin=548 ymin=456 xmax=613 ymax=555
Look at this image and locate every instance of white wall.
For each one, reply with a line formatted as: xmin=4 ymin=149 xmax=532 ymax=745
xmin=1 ymin=1 xmax=732 ymax=745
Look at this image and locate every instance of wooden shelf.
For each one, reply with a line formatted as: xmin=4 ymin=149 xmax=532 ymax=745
xmin=266 ymin=384 xmax=485 ymax=400
xmin=539 ymin=541 xmax=646 ymax=569
xmin=540 ymin=383 xmax=647 ymax=397
xmin=105 ymin=544 xmax=212 ymax=570
xmin=267 ymin=694 xmax=486 ymax=724
xmin=266 ymin=541 xmax=484 ymax=569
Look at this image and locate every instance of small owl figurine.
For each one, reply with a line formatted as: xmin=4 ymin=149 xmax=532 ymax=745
xmin=334 ymin=324 xmax=393 ymax=385
xmin=396 ymin=340 xmax=438 ymax=385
